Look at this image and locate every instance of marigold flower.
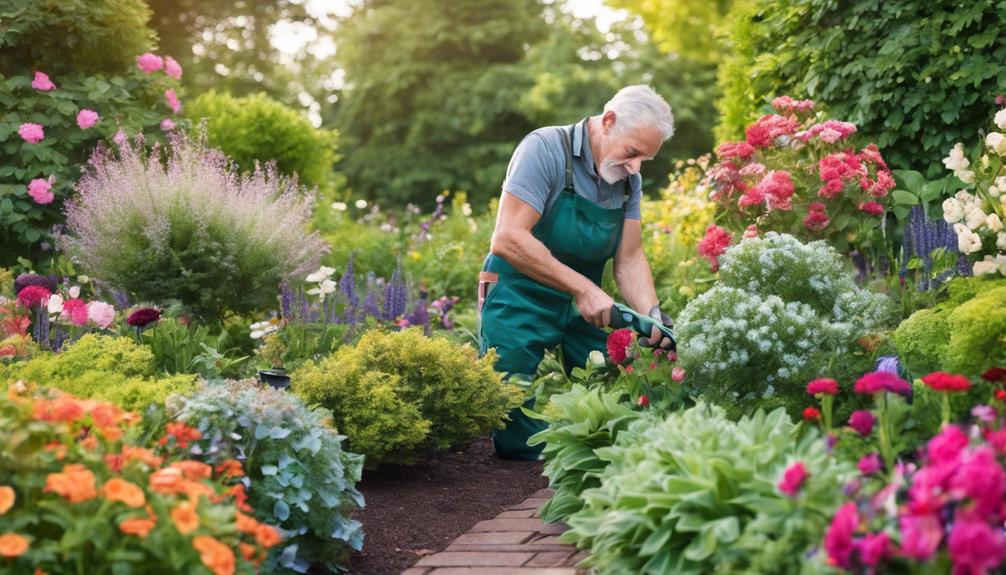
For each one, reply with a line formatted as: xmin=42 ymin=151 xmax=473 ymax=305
xmin=215 ymin=459 xmax=244 ymax=479
xmin=171 ymin=460 xmax=212 ymax=480
xmin=254 ymin=524 xmax=282 ymax=548
xmin=239 ymin=542 xmax=258 ymax=562
xmin=44 ymin=464 xmax=97 ymax=503
xmin=119 ymin=517 xmax=156 ymax=538
xmin=149 ymin=467 xmax=187 ymax=495
xmin=192 ymin=535 xmax=236 ymax=575
xmin=235 ymin=511 xmax=259 ymax=534
xmin=0 ymin=533 xmax=29 ymax=558
xmin=101 ymin=478 xmax=146 ymax=508
xmin=160 ymin=421 xmax=202 ymax=448
xmin=228 ymin=483 xmax=252 ymax=512
xmin=171 ymin=501 xmax=200 ymax=535
xmin=0 ymin=486 xmax=14 ymax=514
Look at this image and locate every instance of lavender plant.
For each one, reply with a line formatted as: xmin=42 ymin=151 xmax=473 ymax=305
xmin=62 ymin=132 xmax=327 ymax=322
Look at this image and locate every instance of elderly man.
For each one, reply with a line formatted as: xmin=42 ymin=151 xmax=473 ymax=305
xmin=478 ymin=85 xmax=676 ymax=460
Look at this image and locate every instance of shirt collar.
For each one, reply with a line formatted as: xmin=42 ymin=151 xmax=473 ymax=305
xmin=574 ymin=118 xmax=599 ymax=178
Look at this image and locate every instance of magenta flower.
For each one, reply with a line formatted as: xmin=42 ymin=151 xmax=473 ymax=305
xmin=927 ymin=425 xmax=969 ymax=464
xmin=27 ymin=176 xmax=55 ymax=204
xmin=849 ymin=410 xmax=876 ymax=436
xmin=18 ymin=123 xmax=44 ymax=144
xmin=854 ymin=371 xmax=911 ymax=396
xmin=778 ymin=461 xmax=808 ymax=496
xmin=164 ymin=56 xmax=183 ymax=79
xmin=697 ymin=224 xmax=733 ymax=272
xmin=671 ymin=366 xmax=686 ymax=383
xmin=824 ymin=502 xmax=859 ymax=569
xmin=855 ymin=531 xmax=889 ymax=567
xmin=807 ymin=378 xmax=839 ymax=396
xmin=17 ymin=285 xmax=51 ymax=308
xmin=164 ymin=89 xmax=181 ymax=114
xmin=858 ymin=453 xmax=882 ymax=476
xmin=136 ymin=52 xmax=164 ymax=73
xmin=160 ymin=118 xmax=176 ymax=131
xmin=899 ymin=513 xmax=943 ymax=560
xmin=76 ymin=109 xmax=99 ymax=129
xmin=948 ymin=517 xmax=1006 ymax=574
xmin=61 ymin=298 xmax=89 ymax=327
xmin=858 ymin=201 xmax=885 ymax=216
xmin=32 ymin=71 xmax=55 ymax=91
xmin=949 ymin=447 xmax=1006 ymax=516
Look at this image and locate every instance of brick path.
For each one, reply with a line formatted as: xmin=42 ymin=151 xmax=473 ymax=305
xmin=402 ymin=488 xmax=588 ymax=575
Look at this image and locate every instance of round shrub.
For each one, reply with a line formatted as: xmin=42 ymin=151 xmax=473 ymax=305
xmin=675 ymin=234 xmax=894 ymax=417
xmin=62 ymin=132 xmax=328 ymax=322
xmin=292 ymin=328 xmax=524 ymax=466
xmin=184 ymin=91 xmax=342 ymax=193
xmin=167 ymin=380 xmax=365 ymax=574
xmin=0 ymin=334 xmax=197 ymax=411
xmin=715 ymin=0 xmax=1006 ymax=174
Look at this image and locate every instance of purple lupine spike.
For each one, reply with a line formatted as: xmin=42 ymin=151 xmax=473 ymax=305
xmin=33 ymin=305 xmax=50 ymax=349
xmin=341 ymin=255 xmax=358 ymax=307
xmin=51 ymin=324 xmax=67 ymax=352
xmin=280 ymin=282 xmax=293 ymax=321
xmin=383 ymin=264 xmax=408 ymax=321
xmin=363 ymin=289 xmax=380 ymax=320
xmin=404 ymin=301 xmax=430 ymax=336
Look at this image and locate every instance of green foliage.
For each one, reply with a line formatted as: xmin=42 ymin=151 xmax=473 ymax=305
xmin=185 ymin=90 xmax=343 ymax=194
xmin=608 ymin=0 xmax=734 ymax=63
xmin=563 ymin=403 xmax=853 ymax=574
xmin=676 ymin=234 xmax=894 ymax=418
xmin=143 ymin=317 xmax=248 ymax=378
xmin=167 ymin=379 xmax=365 ymax=573
xmin=0 ymin=0 xmax=183 ymax=265
xmin=0 ymin=334 xmax=197 ymax=411
xmin=527 ymin=384 xmax=645 ymax=523
xmin=894 ymin=277 xmax=1006 ymax=377
xmin=0 ymin=267 xmax=13 ymax=298
xmin=715 ymin=0 xmax=1006 ymax=175
xmin=292 ymin=328 xmax=523 ymax=465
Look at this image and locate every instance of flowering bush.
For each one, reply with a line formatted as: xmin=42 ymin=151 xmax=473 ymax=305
xmin=0 ymin=334 xmax=197 ymax=411
xmin=166 ymin=379 xmax=365 ymax=573
xmin=940 ymin=106 xmax=1006 ymax=277
xmin=703 ymin=96 xmax=896 ymax=265
xmin=562 ymin=403 xmax=853 ymax=574
xmin=62 ymin=132 xmax=328 ymax=322
xmin=292 ymin=328 xmax=523 ymax=465
xmin=0 ymin=382 xmax=282 ymax=573
xmin=676 ymin=234 xmax=893 ymax=417
xmin=0 ymin=0 xmax=186 ymax=262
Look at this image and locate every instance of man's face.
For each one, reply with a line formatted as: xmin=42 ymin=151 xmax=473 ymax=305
xmin=598 ymin=117 xmax=663 ymax=185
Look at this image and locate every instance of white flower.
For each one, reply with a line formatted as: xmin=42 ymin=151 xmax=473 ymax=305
xmin=306 ymin=278 xmax=337 ymax=298
xmin=943 ymin=197 xmax=964 ymax=223
xmin=355 ymin=199 xmax=368 ymax=209
xmin=588 ymin=350 xmax=606 ymax=367
xmin=998 ymin=232 xmax=1006 ymax=251
xmin=67 ymin=285 xmax=80 ymax=299
xmin=996 ymin=108 xmax=1006 ymax=130
xmin=987 ymin=132 xmax=1006 ymax=155
xmin=955 ymin=190 xmax=976 ymax=202
xmin=47 ymin=294 xmax=63 ymax=314
xmin=964 ymin=204 xmax=988 ymax=230
xmin=943 ymin=143 xmax=970 ymax=172
xmin=331 ymin=201 xmax=347 ymax=211
xmin=974 ymin=258 xmax=999 ymax=276
xmin=987 ymin=213 xmax=1003 ymax=233
xmin=77 ymin=275 xmax=89 ymax=284
xmin=250 ymin=319 xmax=280 ymax=339
xmin=955 ymin=223 xmax=983 ymax=253
xmin=959 ymin=170 xmax=976 ymax=184
xmin=991 ymin=185 xmax=1002 ymax=198
xmin=997 ymin=254 xmax=1006 ymax=276
xmin=462 ymin=203 xmax=472 ymax=217
xmin=305 ymin=265 xmax=336 ymax=283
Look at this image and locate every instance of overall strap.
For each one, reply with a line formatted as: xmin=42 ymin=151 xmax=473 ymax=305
xmin=557 ymin=125 xmax=574 ymax=192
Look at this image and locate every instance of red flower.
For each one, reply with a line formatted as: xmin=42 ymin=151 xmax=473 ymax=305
xmin=637 ymin=395 xmax=649 ymax=408
xmin=778 ymin=461 xmax=808 ymax=496
xmin=982 ymin=367 xmax=1006 ymax=383
xmin=16 ymin=285 xmax=50 ymax=308
xmin=126 ymin=307 xmax=161 ymax=328
xmin=996 ymin=389 xmax=1006 ymax=402
xmin=854 ymin=371 xmax=911 ymax=396
xmin=807 ymin=378 xmax=839 ymax=396
xmin=921 ymin=371 xmax=971 ymax=393
xmin=803 ymin=407 xmax=821 ymax=421
xmin=857 ymin=201 xmax=884 ymax=216
xmin=716 ymin=141 xmax=756 ymax=160
xmin=606 ymin=329 xmax=634 ymax=364
xmin=803 ymin=202 xmax=830 ymax=231
xmin=697 ymin=224 xmax=733 ymax=272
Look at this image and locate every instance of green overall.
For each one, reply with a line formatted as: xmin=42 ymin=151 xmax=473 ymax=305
xmin=479 ymin=122 xmax=628 ymax=460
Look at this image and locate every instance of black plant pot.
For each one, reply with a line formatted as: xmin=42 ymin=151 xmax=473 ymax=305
xmin=258 ymin=368 xmax=291 ymax=390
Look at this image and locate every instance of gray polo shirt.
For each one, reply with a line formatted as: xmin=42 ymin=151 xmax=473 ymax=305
xmin=501 ymin=118 xmax=643 ymax=220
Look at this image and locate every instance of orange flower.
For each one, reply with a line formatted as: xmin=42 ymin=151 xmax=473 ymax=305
xmin=0 ymin=486 xmax=14 ymax=514
xmin=215 ymin=459 xmax=244 ymax=479
xmin=44 ymin=464 xmax=97 ymax=503
xmin=149 ymin=467 xmax=186 ymax=495
xmin=234 ymin=511 xmax=259 ymax=534
xmin=44 ymin=441 xmax=66 ymax=461
xmin=32 ymin=395 xmax=85 ymax=423
xmin=192 ymin=535 xmax=236 ymax=575
xmin=34 ymin=569 xmax=48 ymax=575
xmin=227 ymin=483 xmax=252 ymax=512
xmin=81 ymin=435 xmax=99 ymax=451
xmin=89 ymin=402 xmax=127 ymax=428
xmin=107 ymin=446 xmax=164 ymax=472
xmin=119 ymin=517 xmax=156 ymax=538
xmin=160 ymin=422 xmax=202 ymax=449
xmin=170 ymin=501 xmax=200 ymax=535
xmin=97 ymin=425 xmax=123 ymax=442
xmin=171 ymin=460 xmax=212 ymax=480
xmin=0 ymin=533 xmax=28 ymax=558
xmin=239 ymin=542 xmax=258 ymax=562
xmin=254 ymin=524 xmax=282 ymax=549
xmin=101 ymin=478 xmax=146 ymax=508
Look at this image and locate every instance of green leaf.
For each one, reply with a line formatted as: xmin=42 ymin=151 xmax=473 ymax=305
xmin=892 ymin=189 xmax=920 ymax=205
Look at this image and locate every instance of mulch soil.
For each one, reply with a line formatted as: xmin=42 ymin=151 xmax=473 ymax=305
xmin=346 ymin=437 xmax=548 ymax=574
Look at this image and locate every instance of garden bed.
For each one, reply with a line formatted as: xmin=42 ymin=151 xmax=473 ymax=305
xmin=347 ymin=437 xmax=548 ymax=574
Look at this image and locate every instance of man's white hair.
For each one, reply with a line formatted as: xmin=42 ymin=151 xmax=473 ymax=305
xmin=603 ymin=85 xmax=675 ymax=141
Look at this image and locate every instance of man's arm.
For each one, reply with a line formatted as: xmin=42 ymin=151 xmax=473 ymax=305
xmin=490 ymin=192 xmax=614 ymax=327
xmin=614 ymin=218 xmax=673 ymax=348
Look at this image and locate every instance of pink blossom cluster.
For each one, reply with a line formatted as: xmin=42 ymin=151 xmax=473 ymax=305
xmin=697 ymin=224 xmax=733 ymax=272
xmin=745 ymin=114 xmax=801 ymax=149
xmin=739 ymin=170 xmax=794 ymax=212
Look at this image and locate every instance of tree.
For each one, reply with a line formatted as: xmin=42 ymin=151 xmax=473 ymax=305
xmin=606 ymin=0 xmax=735 ymax=64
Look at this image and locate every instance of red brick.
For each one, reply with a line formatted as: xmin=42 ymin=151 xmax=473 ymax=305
xmin=509 ymin=497 xmax=549 ymax=510
xmin=415 ymin=551 xmax=534 ymax=567
xmin=532 ymin=488 xmax=555 ymax=498
xmin=401 ymin=569 xmax=432 ymax=575
xmin=497 ymin=509 xmax=536 ymax=518
xmin=426 ymin=569 xmax=580 ymax=575
xmin=452 ymin=532 xmax=534 ymax=546
xmin=471 ymin=518 xmax=546 ymax=532
xmin=446 ymin=544 xmax=574 ymax=553
xmin=526 ymin=551 xmax=575 ymax=567
xmin=529 ymin=535 xmax=564 ymax=545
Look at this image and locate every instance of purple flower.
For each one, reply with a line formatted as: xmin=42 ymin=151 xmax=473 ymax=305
xmin=858 ymin=453 xmax=882 ymax=476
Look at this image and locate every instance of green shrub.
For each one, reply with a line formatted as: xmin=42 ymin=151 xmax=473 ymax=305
xmin=62 ymin=132 xmax=328 ymax=323
xmin=185 ymin=91 xmax=343 ymax=194
xmin=563 ymin=403 xmax=853 ymax=574
xmin=715 ymin=0 xmax=1006 ymax=175
xmin=675 ymin=233 xmax=893 ymax=417
xmin=167 ymin=379 xmax=365 ymax=573
xmin=292 ymin=328 xmax=523 ymax=465
xmin=0 ymin=334 xmax=197 ymax=410
xmin=0 ymin=0 xmax=183 ymax=263
xmin=894 ymin=277 xmax=1006 ymax=377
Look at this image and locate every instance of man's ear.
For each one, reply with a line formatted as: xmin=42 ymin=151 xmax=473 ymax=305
xmin=601 ymin=110 xmax=617 ymax=134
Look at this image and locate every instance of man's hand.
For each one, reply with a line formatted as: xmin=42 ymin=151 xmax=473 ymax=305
xmin=574 ymin=283 xmax=614 ymax=328
xmin=640 ymin=305 xmax=674 ymax=350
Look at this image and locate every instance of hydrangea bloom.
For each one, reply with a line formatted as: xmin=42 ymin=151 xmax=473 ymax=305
xmin=76 ymin=109 xmax=99 ymax=129
xmin=32 ymin=71 xmax=55 ymax=91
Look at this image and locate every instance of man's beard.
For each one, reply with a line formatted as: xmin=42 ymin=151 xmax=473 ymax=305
xmin=599 ymin=159 xmax=629 ymax=184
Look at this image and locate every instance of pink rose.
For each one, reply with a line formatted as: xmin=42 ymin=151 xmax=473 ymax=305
xmin=18 ymin=123 xmax=44 ymax=144
xmin=948 ymin=517 xmax=1006 ymax=574
xmin=76 ymin=109 xmax=99 ymax=129
xmin=86 ymin=301 xmax=116 ymax=329
xmin=164 ymin=56 xmax=183 ymax=79
xmin=671 ymin=366 xmax=686 ymax=382
xmin=27 ymin=176 xmax=55 ymax=205
xmin=899 ymin=513 xmax=943 ymax=560
xmin=61 ymin=298 xmax=89 ymax=327
xmin=136 ymin=52 xmax=164 ymax=73
xmin=32 ymin=71 xmax=55 ymax=91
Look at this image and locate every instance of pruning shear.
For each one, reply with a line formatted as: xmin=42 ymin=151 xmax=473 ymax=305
xmin=573 ymin=302 xmax=676 ymax=350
